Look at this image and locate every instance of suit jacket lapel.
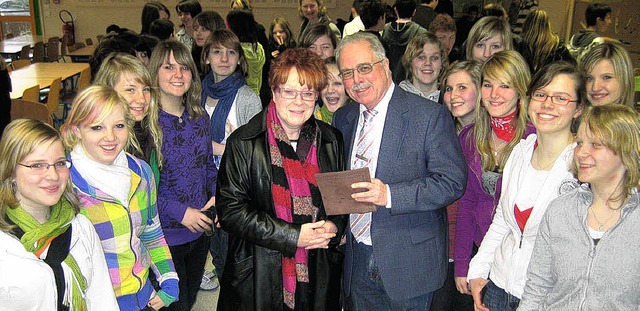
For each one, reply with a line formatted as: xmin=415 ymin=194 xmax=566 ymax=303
xmin=376 ymin=88 xmax=409 ymax=179
xmin=342 ymin=103 xmax=360 ymax=169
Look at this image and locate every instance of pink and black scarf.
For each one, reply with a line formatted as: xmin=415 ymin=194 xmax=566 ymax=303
xmin=266 ymin=101 xmax=321 ymax=309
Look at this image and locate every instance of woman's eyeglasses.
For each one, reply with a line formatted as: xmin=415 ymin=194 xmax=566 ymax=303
xmin=18 ymin=160 xmax=72 ymax=173
xmin=277 ymin=87 xmax=318 ymax=102
xmin=530 ymin=91 xmax=577 ymax=106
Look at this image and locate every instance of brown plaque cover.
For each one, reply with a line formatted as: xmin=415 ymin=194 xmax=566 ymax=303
xmin=315 ymin=167 xmax=376 ymax=215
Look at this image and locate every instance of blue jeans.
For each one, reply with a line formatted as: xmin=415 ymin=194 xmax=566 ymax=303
xmin=482 ymin=280 xmax=520 ymax=311
xmin=348 ymin=241 xmax=433 ymax=311
xmin=208 ymin=228 xmax=228 ymax=277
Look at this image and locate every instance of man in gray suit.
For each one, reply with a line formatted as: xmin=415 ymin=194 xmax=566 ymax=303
xmin=333 ymin=31 xmax=466 ymax=310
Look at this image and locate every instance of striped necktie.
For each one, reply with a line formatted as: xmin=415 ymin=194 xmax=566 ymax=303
xmin=350 ymin=109 xmax=377 ymax=243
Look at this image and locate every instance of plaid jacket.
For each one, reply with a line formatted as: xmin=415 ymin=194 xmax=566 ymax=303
xmin=70 ymin=154 xmax=178 ymax=306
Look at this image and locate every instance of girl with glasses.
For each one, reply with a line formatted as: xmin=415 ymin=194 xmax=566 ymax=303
xmin=216 ymin=48 xmax=346 ymax=310
xmin=468 ymin=61 xmax=585 ymax=311
xmin=0 ymin=119 xmax=118 ymax=310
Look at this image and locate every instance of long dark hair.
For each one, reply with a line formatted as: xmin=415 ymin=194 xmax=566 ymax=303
xmin=226 ymin=9 xmax=260 ymax=49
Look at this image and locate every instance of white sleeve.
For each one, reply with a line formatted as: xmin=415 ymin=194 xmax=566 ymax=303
xmin=467 ymin=147 xmax=519 ymax=281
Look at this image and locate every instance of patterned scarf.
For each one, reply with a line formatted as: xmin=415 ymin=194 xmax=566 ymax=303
xmin=490 ymin=108 xmax=518 ymax=142
xmin=6 ymin=197 xmax=88 ymax=310
xmin=266 ymin=101 xmax=321 ymax=309
xmin=201 ymin=71 xmax=246 ymax=143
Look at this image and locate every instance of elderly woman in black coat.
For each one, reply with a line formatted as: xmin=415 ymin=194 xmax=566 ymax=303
xmin=216 ymin=48 xmax=347 ymax=311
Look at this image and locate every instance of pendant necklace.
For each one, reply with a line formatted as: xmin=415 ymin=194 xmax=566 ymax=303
xmin=589 ymin=206 xmax=619 ymax=231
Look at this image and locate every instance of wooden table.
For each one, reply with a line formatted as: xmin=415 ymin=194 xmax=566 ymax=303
xmin=9 ymin=62 xmax=89 ymax=99
xmin=0 ymin=34 xmax=45 ymax=57
xmin=68 ymin=44 xmax=96 ymax=63
xmin=10 ymin=77 xmax=55 ymax=99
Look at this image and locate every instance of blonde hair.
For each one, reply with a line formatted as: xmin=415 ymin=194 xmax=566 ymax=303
xmin=465 ymin=16 xmax=513 ymax=62
xmin=148 ymin=40 xmax=204 ymax=119
xmin=0 ymin=119 xmax=80 ymax=233
xmin=574 ymin=105 xmax=640 ymax=204
xmin=442 ymin=60 xmax=482 ymax=132
xmin=580 ymin=42 xmax=635 ymax=107
xmin=61 ymin=85 xmax=140 ymax=153
xmin=94 ymin=53 xmax=164 ymax=168
xmin=473 ymin=50 xmax=531 ymax=172
xmin=521 ymin=10 xmax=561 ymax=73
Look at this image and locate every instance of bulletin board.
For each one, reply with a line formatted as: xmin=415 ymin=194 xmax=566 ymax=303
xmin=571 ymin=0 xmax=640 ymax=69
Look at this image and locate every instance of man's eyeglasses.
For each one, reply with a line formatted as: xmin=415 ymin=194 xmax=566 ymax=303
xmin=277 ymin=87 xmax=318 ymax=102
xmin=530 ymin=91 xmax=578 ymax=106
xmin=338 ymin=59 xmax=384 ymax=80
xmin=18 ymin=160 xmax=72 ymax=173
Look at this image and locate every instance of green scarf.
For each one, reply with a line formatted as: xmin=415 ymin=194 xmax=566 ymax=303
xmin=316 ymin=104 xmax=334 ymax=124
xmin=7 ymin=197 xmax=88 ymax=311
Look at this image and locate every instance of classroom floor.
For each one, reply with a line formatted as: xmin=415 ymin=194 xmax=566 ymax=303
xmin=193 ymin=254 xmax=219 ymax=311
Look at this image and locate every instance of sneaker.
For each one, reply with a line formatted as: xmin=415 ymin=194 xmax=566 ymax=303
xmin=200 ymin=270 xmax=218 ymax=291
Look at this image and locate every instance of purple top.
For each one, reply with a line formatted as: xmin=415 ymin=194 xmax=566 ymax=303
xmin=158 ymin=109 xmax=218 ymax=246
xmin=454 ymin=123 xmax=535 ymax=277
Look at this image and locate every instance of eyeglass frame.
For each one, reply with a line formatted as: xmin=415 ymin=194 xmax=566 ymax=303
xmin=18 ymin=160 xmax=72 ymax=173
xmin=530 ymin=91 xmax=578 ymax=106
xmin=276 ymin=87 xmax=318 ymax=102
xmin=338 ymin=59 xmax=385 ymax=80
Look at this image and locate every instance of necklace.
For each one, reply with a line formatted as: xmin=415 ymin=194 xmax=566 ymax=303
xmin=533 ymin=152 xmax=555 ymax=171
xmin=589 ymin=206 xmax=619 ymax=231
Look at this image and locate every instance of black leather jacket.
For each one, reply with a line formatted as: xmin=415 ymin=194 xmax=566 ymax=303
xmin=216 ymin=109 xmax=347 ymax=310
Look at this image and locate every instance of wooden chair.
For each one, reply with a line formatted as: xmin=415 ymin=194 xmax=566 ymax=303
xmin=60 ymin=67 xmax=91 ymax=121
xmin=44 ymin=77 xmax=64 ymax=127
xmin=10 ymin=99 xmax=53 ymax=125
xmin=21 ymin=84 xmax=40 ymax=102
xmin=11 ymin=59 xmax=31 ymax=70
xmin=19 ymin=45 xmax=30 ymax=60
xmin=46 ymin=37 xmax=63 ymax=62
xmin=32 ymin=41 xmax=45 ymax=63
xmin=85 ymin=38 xmax=93 ymax=46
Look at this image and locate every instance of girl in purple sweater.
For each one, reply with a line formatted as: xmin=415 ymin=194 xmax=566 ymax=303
xmin=148 ymin=40 xmax=217 ymax=311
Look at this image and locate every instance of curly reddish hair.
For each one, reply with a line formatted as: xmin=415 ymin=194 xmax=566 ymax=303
xmin=269 ymin=48 xmax=328 ymax=92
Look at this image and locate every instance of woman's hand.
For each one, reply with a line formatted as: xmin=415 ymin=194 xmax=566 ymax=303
xmin=147 ymin=295 xmax=165 ymax=310
xmin=181 ymin=207 xmax=213 ymax=234
xmin=455 ymin=276 xmax=471 ymax=294
xmin=469 ymin=277 xmax=490 ymax=311
xmin=275 ymin=35 xmax=284 ymax=46
xmin=271 ymin=50 xmax=280 ymax=58
xmin=297 ymin=220 xmax=336 ymax=249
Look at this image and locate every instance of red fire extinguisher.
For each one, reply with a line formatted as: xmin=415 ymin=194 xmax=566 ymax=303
xmin=60 ymin=10 xmax=75 ymax=46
